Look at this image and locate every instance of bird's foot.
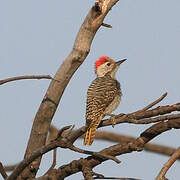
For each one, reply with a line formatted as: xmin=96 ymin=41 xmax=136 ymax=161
xmin=111 ymin=116 xmax=116 ymax=128
xmin=105 ymin=113 xmax=116 ymax=128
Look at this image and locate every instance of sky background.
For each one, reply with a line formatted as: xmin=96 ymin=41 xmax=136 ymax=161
xmin=0 ymin=0 xmax=180 ymax=179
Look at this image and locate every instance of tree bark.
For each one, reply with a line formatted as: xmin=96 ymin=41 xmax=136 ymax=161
xmin=18 ymin=1 xmax=119 ymax=179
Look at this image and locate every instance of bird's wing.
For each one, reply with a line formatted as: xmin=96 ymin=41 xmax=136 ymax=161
xmin=85 ymin=75 xmax=120 ymax=127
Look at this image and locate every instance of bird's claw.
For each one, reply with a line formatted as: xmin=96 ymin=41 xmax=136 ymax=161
xmin=111 ymin=116 xmax=116 ymax=128
xmin=104 ymin=113 xmax=117 ymax=128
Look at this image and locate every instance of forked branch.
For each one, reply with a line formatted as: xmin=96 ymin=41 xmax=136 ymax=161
xmin=55 ymin=118 xmax=180 ymax=179
xmin=20 ymin=0 xmax=119 ymax=178
xmin=6 ymin=99 xmax=180 ymax=179
xmin=156 ymin=146 xmax=180 ymax=180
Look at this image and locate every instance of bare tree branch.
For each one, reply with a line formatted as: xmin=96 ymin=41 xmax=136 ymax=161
xmin=101 ymin=22 xmax=112 ymax=28
xmin=4 ymin=127 xmax=178 ymax=174
xmin=44 ymin=148 xmax=57 ymax=175
xmin=156 ymin=146 xmax=180 ymax=180
xmin=0 ymin=162 xmax=8 ymax=179
xmin=0 ymin=75 xmax=52 ymax=85
xmin=82 ymin=160 xmax=94 ymax=180
xmin=19 ymin=1 xmax=119 ymax=178
xmin=48 ymin=125 xmax=178 ymax=159
xmin=122 ymin=113 xmax=180 ymax=124
xmin=94 ymin=177 xmax=141 ymax=180
xmin=2 ymin=1 xmax=179 ymax=180
xmin=7 ymin=125 xmax=74 ymax=180
xmin=4 ymin=164 xmax=18 ymax=172
xmin=69 ymin=144 xmax=120 ymax=164
xmin=68 ymin=103 xmax=180 ymax=144
xmin=7 ymin=141 xmax=59 ymax=180
xmin=141 ymin=92 xmax=168 ymax=111
xmin=7 ymin=127 xmax=121 ymax=180
xmin=55 ymin=118 xmax=180 ymax=179
xmin=94 ymin=131 xmax=179 ymax=158
xmin=7 ymin=112 xmax=179 ymax=179
xmin=100 ymin=103 xmax=180 ymax=127
xmin=93 ymin=173 xmax=142 ymax=180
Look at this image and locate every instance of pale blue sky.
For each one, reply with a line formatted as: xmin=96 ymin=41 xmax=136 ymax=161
xmin=0 ymin=0 xmax=180 ymax=179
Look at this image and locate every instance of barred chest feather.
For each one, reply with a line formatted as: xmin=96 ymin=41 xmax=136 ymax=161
xmin=104 ymin=93 xmax=121 ymax=114
xmin=86 ymin=75 xmax=122 ymax=123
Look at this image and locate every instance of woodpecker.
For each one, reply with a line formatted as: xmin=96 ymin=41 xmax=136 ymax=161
xmin=84 ymin=55 xmax=126 ymax=146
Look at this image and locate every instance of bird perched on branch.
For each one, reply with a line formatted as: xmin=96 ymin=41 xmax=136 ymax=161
xmin=84 ymin=55 xmax=126 ymax=146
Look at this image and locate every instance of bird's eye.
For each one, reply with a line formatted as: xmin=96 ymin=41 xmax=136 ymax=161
xmin=107 ymin=62 xmax=111 ymax=66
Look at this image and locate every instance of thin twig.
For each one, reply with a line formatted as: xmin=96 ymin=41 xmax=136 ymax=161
xmin=91 ymin=171 xmax=142 ymax=180
xmin=0 ymin=162 xmax=8 ymax=179
xmin=65 ymin=125 xmax=75 ymax=138
xmin=57 ymin=125 xmax=73 ymax=139
xmin=46 ymin=125 xmax=59 ymax=145
xmin=50 ymin=149 xmax=57 ymax=170
xmin=125 ymin=113 xmax=180 ymax=124
xmin=94 ymin=176 xmax=141 ymax=180
xmin=102 ymin=22 xmax=112 ymax=28
xmin=100 ymin=103 xmax=180 ymax=127
xmin=69 ymin=144 xmax=120 ymax=164
xmin=156 ymin=146 xmax=180 ymax=180
xmin=52 ymin=149 xmax=57 ymax=169
xmin=4 ymin=164 xmax=17 ymax=172
xmin=44 ymin=148 xmax=57 ymax=175
xmin=141 ymin=92 xmax=168 ymax=111
xmin=0 ymin=75 xmax=52 ymax=85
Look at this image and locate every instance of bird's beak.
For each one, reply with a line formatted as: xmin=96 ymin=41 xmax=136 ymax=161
xmin=115 ymin=59 xmax=127 ymax=66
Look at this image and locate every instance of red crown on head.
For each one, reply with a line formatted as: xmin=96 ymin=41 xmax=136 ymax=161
xmin=95 ymin=55 xmax=108 ymax=73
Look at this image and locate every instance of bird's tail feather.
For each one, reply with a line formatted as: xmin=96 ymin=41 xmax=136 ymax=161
xmin=84 ymin=123 xmax=99 ymax=146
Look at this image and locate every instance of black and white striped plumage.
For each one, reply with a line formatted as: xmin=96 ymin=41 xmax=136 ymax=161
xmin=84 ymin=75 xmax=121 ymax=145
xmin=84 ymin=56 xmax=126 ymax=146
